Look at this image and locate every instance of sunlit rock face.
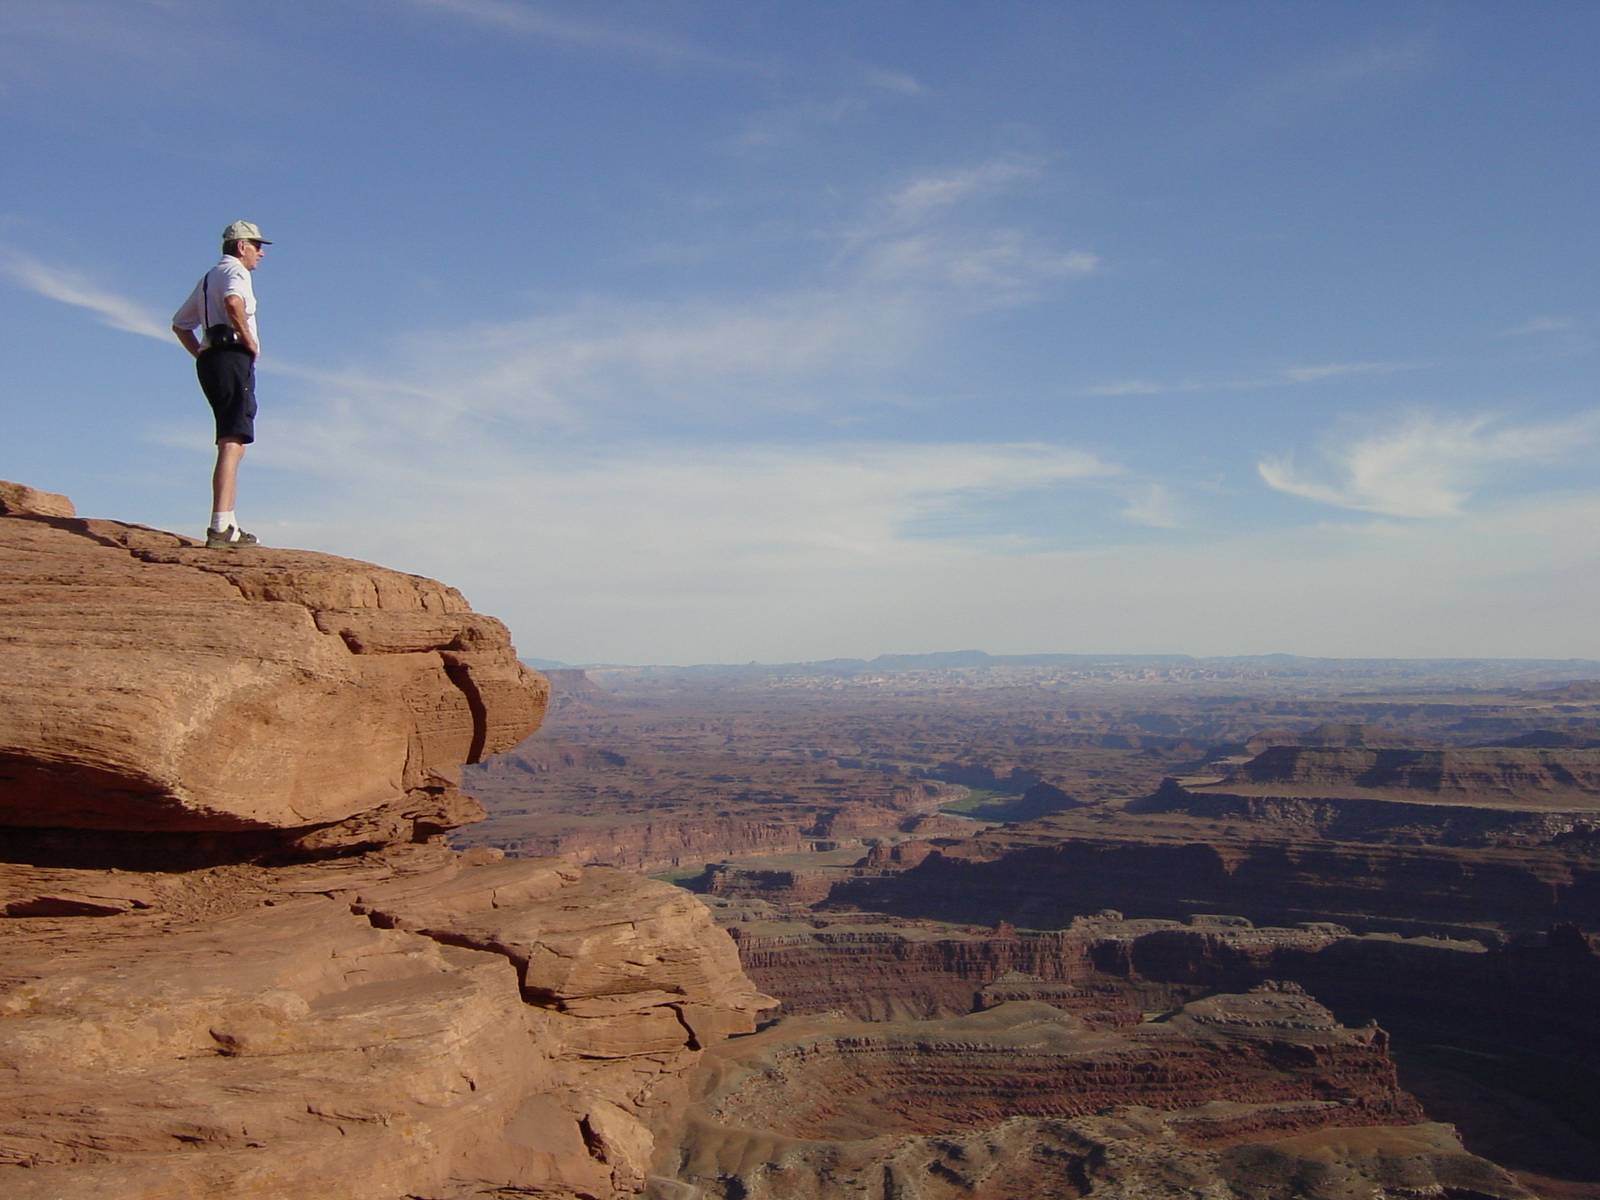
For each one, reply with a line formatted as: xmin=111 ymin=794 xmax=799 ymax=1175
xmin=0 ymin=485 xmax=774 ymax=1200
xmin=1 ymin=498 xmax=546 ymax=850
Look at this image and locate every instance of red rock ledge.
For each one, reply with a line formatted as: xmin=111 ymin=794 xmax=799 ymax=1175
xmin=0 ymin=484 xmax=775 ymax=1199
xmin=0 ymin=488 xmax=545 ymax=851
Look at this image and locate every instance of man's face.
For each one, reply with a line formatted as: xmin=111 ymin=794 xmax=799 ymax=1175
xmin=237 ymin=240 xmax=265 ymax=270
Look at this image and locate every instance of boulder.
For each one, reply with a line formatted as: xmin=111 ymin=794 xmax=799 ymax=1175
xmin=0 ymin=494 xmax=547 ymax=849
xmin=0 ymin=480 xmax=74 ymax=518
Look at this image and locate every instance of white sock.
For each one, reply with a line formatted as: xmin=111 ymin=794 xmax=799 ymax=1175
xmin=211 ymin=511 xmax=236 ymax=533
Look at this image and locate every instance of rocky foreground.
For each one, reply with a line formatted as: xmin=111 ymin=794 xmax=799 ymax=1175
xmin=0 ymin=483 xmax=772 ymax=1199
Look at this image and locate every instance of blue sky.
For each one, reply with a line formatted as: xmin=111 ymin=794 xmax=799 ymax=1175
xmin=3 ymin=1 xmax=1597 ymax=664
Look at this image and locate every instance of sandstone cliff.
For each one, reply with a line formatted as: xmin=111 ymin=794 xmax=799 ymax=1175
xmin=0 ymin=485 xmax=773 ymax=1199
xmin=1 ymin=495 xmax=545 ymax=854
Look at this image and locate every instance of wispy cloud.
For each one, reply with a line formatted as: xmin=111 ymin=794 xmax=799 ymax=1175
xmin=860 ymin=229 xmax=1097 ymax=304
xmin=732 ymin=97 xmax=862 ymax=149
xmin=1202 ymin=32 xmax=1435 ymax=146
xmin=730 ymin=68 xmax=927 ymax=150
xmin=1257 ymin=411 xmax=1600 ymax=518
xmin=1278 ymin=361 xmax=1414 ymax=384
xmin=1122 ymin=483 xmax=1184 ymax=529
xmin=839 ymin=158 xmax=1095 ymax=307
xmin=271 ymin=443 xmax=1600 ymax=664
xmin=1082 ymin=359 xmax=1426 ymax=398
xmin=861 ymin=65 xmax=926 ymax=96
xmin=884 ymin=159 xmax=1041 ymax=224
xmin=1312 ymin=38 xmax=1433 ymax=88
xmin=0 ymin=249 xmax=169 ymax=340
xmin=270 ymin=435 xmax=1120 ymax=569
xmin=1500 ymin=315 xmax=1582 ymax=338
xmin=0 ymin=1 xmax=175 ymax=55
xmin=406 ymin=0 xmax=751 ymax=70
xmin=9 ymin=150 xmax=1099 ymax=448
xmin=335 ymin=286 xmax=932 ymax=438
xmin=1080 ymin=378 xmax=1170 ymax=399
xmin=0 ymin=247 xmax=448 ymax=396
xmin=285 ymin=156 xmax=1099 ymax=431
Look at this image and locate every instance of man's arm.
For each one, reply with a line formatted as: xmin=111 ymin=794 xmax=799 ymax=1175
xmin=223 ymin=293 xmax=259 ymax=357
xmin=172 ymin=284 xmax=203 ymax=358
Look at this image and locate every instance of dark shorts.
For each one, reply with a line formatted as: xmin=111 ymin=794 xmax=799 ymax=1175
xmin=196 ymin=349 xmax=257 ymax=444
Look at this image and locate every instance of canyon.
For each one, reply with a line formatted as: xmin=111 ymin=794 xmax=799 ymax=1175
xmin=6 ymin=478 xmax=1599 ymax=1198
xmin=465 ymin=661 xmax=1600 ymax=1198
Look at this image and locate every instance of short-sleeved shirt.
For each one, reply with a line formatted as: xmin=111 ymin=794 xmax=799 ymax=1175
xmin=172 ymin=256 xmax=259 ymax=353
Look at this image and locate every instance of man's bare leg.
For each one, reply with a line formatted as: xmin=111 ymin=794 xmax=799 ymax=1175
xmin=212 ymin=438 xmax=246 ymax=516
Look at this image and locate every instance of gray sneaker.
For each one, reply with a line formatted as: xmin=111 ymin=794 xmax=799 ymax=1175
xmin=204 ymin=525 xmax=260 ymax=549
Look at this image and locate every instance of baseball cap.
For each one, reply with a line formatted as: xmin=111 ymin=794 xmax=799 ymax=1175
xmin=221 ymin=220 xmax=272 ymax=244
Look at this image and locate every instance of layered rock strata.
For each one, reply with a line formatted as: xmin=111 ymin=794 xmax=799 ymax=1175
xmin=0 ymin=488 xmax=774 ymax=1198
xmin=0 ymin=480 xmax=75 ymax=517
xmin=684 ymin=739 xmax=1600 ymax=939
xmin=1 ymin=502 xmax=546 ymax=856
xmin=716 ymin=906 xmax=1600 ymax=1079
xmin=656 ymin=1112 xmax=1532 ymax=1200
xmin=722 ymin=908 xmax=1143 ymax=1022
xmin=461 ymin=737 xmax=959 ymax=874
xmin=711 ymin=904 xmax=1600 ymax=1189
xmin=2 ymin=849 xmax=773 ymax=1199
xmin=652 ymin=991 xmax=1532 ymax=1200
xmin=1147 ymin=744 xmax=1600 ymax=845
xmin=828 ymin=801 xmax=1600 ymax=939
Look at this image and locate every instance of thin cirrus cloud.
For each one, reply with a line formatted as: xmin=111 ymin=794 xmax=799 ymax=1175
xmin=593 ymin=440 xmax=1121 ymax=555
xmin=1257 ymin=411 xmax=1600 ymax=519
xmin=1501 ymin=315 xmax=1581 ymax=338
xmin=0 ymin=246 xmax=456 ymax=414
xmin=884 ymin=159 xmax=1043 ymax=225
xmin=8 ymin=153 xmax=1097 ymax=440
xmin=732 ymin=76 xmax=925 ymax=150
xmin=0 ymin=250 xmax=169 ymax=341
xmin=1121 ymin=483 xmax=1184 ymax=529
xmin=272 ymin=436 xmax=1124 ymax=582
xmin=369 ymin=286 xmax=930 ymax=434
xmin=405 ymin=0 xmax=761 ymax=72
xmin=309 ymin=158 xmax=1098 ymax=429
xmin=844 ymin=158 xmax=1097 ymax=305
xmin=1199 ymin=33 xmax=1434 ymax=148
xmin=861 ymin=65 xmax=926 ymax=96
xmin=1082 ymin=359 xmax=1425 ymax=397
xmin=858 ymin=229 xmax=1098 ymax=303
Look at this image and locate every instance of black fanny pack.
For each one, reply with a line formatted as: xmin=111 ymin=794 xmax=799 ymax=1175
xmin=205 ymin=323 xmax=249 ymax=353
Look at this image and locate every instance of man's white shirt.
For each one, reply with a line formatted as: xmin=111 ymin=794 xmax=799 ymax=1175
xmin=173 ymin=256 xmax=258 ymax=352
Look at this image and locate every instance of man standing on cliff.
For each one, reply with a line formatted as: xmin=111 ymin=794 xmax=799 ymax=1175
xmin=171 ymin=220 xmax=271 ymax=548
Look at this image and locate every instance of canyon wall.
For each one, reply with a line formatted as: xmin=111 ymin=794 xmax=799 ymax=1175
xmin=830 ymin=827 xmax=1600 ymax=936
xmin=720 ymin=907 xmax=1600 ymax=1074
xmin=653 ymin=983 xmax=1531 ymax=1200
xmin=822 ymin=737 xmax=1600 ymax=939
xmin=461 ymin=730 xmax=961 ymax=873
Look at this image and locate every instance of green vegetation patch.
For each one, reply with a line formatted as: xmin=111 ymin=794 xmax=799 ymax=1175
xmin=939 ymin=787 xmax=1008 ymax=815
